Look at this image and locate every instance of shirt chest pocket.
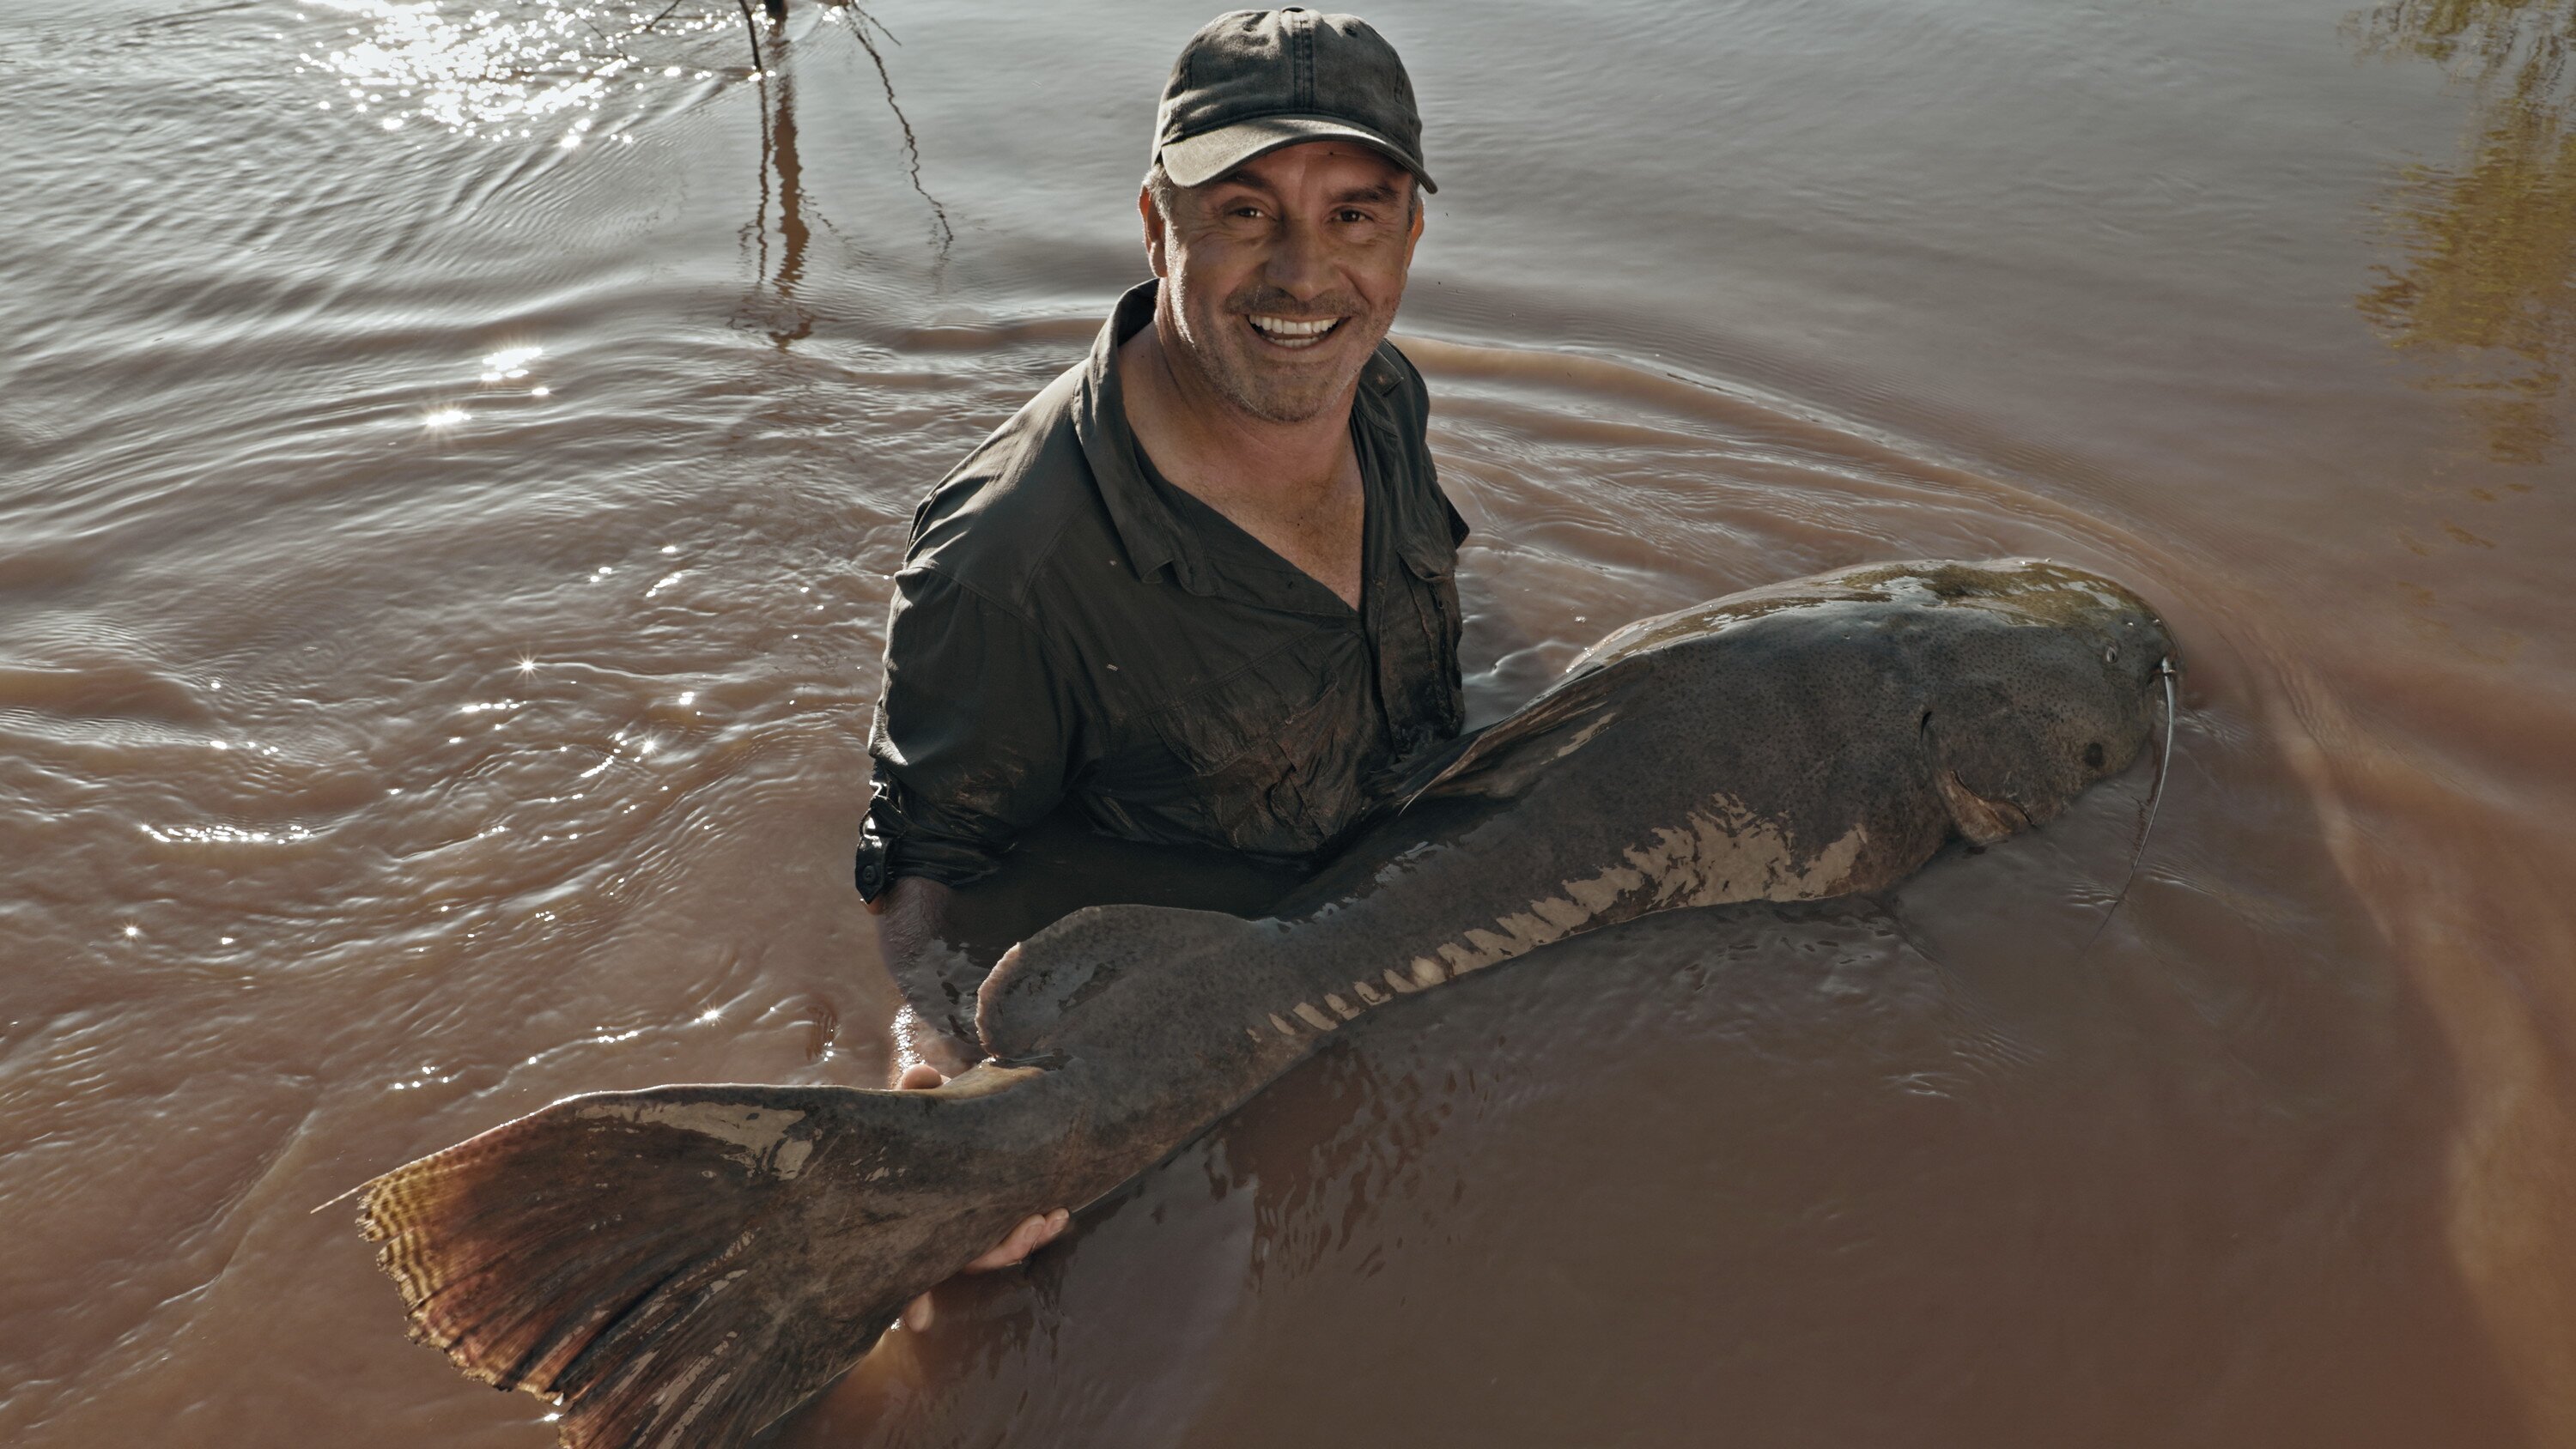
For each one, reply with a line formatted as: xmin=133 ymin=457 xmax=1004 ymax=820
xmin=1392 ymin=540 xmax=1466 ymax=741
xmin=1146 ymin=641 xmax=1371 ymax=855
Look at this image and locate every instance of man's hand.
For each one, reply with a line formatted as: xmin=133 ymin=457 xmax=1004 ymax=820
xmin=892 ymin=1004 xmax=982 ymax=1082
xmin=892 ymin=1060 xmax=1071 ymax=1331
xmin=871 ymin=876 xmax=1069 ymax=1326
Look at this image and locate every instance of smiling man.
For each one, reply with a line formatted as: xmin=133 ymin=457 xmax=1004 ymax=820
xmin=853 ymin=9 xmax=1461 ymax=1299
xmin=859 ymin=6 xmax=1458 ymax=1059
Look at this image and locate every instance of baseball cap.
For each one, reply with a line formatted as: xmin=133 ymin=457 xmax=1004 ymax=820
xmin=1153 ymin=9 xmax=1437 ymax=195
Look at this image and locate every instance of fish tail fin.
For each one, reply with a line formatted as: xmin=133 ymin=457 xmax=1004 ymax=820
xmin=358 ymin=1076 xmax=1064 ymax=1449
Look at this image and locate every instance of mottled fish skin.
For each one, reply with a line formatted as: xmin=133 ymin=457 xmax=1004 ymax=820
xmin=980 ymin=556 xmax=2171 ymax=1187
xmin=356 ymin=558 xmax=2172 ymax=1449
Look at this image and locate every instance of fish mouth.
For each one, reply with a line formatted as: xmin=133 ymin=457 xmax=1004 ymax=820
xmin=1244 ymin=312 xmax=1345 ymax=350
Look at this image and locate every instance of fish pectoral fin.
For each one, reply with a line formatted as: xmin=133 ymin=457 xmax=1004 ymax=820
xmin=1919 ymin=711 xmax=2038 ymax=846
xmin=1935 ymin=766 xmax=2032 ymax=845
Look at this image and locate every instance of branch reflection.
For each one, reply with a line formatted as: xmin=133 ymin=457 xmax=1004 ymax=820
xmin=737 ymin=3 xmax=952 ymax=346
xmin=742 ymin=52 xmax=815 ymax=344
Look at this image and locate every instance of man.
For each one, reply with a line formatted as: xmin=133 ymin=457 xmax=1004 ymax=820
xmin=856 ymin=9 xmax=1461 ymax=1307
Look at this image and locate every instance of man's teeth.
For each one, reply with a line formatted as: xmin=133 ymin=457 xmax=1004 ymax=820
xmin=1249 ymin=314 xmax=1341 ymax=348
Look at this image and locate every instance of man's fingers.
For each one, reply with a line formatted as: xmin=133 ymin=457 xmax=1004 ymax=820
xmin=962 ymin=1208 xmax=1071 ymax=1271
xmin=925 ymin=1034 xmax=981 ymax=1077
xmin=901 ymin=1210 xmax=1071 ymax=1333
xmin=960 ymin=1214 xmax=1048 ymax=1270
xmin=895 ymin=1062 xmax=945 ymax=1090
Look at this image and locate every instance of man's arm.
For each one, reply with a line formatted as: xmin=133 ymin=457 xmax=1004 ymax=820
xmin=858 ymin=564 xmax=1077 ymax=1074
xmin=868 ymin=875 xmax=1069 ymax=1329
xmin=866 ymin=876 xmax=982 ymax=1079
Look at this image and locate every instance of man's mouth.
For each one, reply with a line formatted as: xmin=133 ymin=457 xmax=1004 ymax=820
xmin=1246 ymin=314 xmax=1344 ymax=350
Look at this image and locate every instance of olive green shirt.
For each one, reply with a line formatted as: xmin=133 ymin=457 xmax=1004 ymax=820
xmin=854 ymin=280 xmax=1466 ymax=898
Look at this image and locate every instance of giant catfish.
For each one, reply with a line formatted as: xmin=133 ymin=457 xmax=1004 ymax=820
xmin=356 ymin=558 xmax=2176 ymax=1449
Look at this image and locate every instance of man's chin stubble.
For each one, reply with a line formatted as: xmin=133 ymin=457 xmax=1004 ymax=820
xmin=1205 ymin=344 xmax=1362 ymax=425
xmin=1216 ymin=381 xmax=1334 ymax=424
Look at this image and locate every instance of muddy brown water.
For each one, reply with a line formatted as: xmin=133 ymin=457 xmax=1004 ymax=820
xmin=4 ymin=0 xmax=2573 ymax=1444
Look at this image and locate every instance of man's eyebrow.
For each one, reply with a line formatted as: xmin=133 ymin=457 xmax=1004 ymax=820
xmin=1330 ymin=182 xmax=1402 ymax=204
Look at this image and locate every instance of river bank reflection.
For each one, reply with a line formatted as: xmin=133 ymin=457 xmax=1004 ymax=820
xmin=2353 ymin=0 xmax=2576 ymax=464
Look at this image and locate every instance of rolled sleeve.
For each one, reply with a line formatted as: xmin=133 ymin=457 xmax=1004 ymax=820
xmin=856 ymin=567 xmax=1074 ymax=898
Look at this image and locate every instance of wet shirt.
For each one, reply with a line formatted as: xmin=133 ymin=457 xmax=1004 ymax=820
xmin=854 ymin=280 xmax=1467 ymax=898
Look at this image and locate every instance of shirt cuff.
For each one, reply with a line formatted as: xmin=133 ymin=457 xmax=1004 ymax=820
xmin=853 ymin=809 xmax=1006 ymax=900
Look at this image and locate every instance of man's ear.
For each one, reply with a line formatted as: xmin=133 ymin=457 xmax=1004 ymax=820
xmin=1139 ymin=185 xmax=1170 ymax=278
xmin=1403 ymin=187 xmax=1425 ymax=263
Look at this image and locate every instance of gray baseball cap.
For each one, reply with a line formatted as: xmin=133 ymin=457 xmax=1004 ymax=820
xmin=1153 ymin=9 xmax=1437 ymax=194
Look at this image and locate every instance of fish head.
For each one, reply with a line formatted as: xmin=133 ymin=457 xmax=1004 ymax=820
xmin=1882 ymin=560 xmax=2174 ymax=843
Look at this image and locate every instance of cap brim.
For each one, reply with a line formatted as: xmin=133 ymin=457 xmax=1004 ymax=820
xmin=1160 ymin=115 xmax=1437 ymax=194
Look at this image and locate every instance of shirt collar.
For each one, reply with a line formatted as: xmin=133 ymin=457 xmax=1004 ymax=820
xmin=1070 ymin=278 xmax=1426 ymax=595
xmin=1072 ymin=280 xmax=1192 ymax=584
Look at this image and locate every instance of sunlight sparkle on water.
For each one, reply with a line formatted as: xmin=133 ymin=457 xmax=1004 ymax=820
xmin=479 ymin=343 xmax=542 ymax=382
xmin=423 ymin=406 xmax=468 ymax=429
xmin=301 ymin=0 xmax=724 ymax=139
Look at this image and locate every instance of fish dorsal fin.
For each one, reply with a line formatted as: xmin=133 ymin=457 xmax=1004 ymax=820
xmin=1402 ymin=662 xmax=1637 ymax=810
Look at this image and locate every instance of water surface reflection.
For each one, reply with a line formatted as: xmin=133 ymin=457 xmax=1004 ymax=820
xmin=4 ymin=0 xmax=2573 ymax=1444
xmin=737 ymin=4 xmax=948 ymax=342
xmin=301 ymin=0 xmax=729 ymax=141
xmin=2354 ymin=0 xmax=2576 ymax=463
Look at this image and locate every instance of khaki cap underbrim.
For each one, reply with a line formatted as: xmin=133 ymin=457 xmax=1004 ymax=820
xmin=1159 ymin=114 xmax=1438 ymax=194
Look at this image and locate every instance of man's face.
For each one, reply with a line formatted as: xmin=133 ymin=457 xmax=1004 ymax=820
xmin=1144 ymin=141 xmax=1425 ymax=425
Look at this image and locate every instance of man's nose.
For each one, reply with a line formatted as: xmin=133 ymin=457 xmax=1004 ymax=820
xmin=1261 ymin=217 xmax=1338 ymax=304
